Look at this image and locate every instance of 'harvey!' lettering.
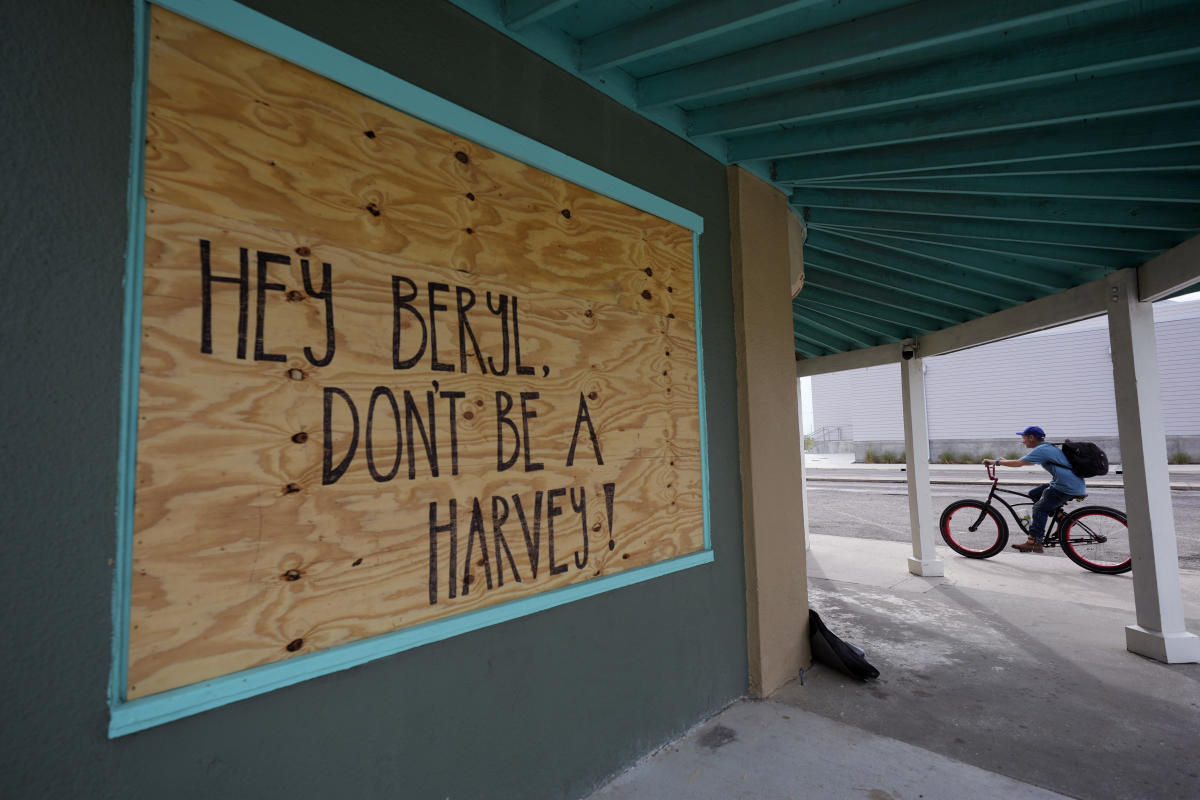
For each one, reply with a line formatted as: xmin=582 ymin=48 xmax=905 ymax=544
xmin=196 ymin=239 xmax=538 ymax=378
xmin=427 ymin=483 xmax=616 ymax=605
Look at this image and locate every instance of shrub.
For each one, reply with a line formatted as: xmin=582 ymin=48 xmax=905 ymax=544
xmin=1004 ymin=451 xmax=1021 ymax=461
xmin=803 ymin=436 xmax=815 ymax=451
xmin=937 ymin=451 xmax=956 ymax=464
xmin=979 ymin=451 xmax=995 ymax=462
xmin=1169 ymin=451 xmax=1193 ymax=465
xmin=864 ymin=448 xmax=879 ymax=463
xmin=880 ymin=451 xmax=899 ymax=464
xmin=897 ymin=450 xmax=907 ymax=463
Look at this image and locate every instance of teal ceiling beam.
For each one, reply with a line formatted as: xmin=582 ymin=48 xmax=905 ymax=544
xmin=804 ymin=262 xmax=969 ymax=326
xmin=810 ymin=228 xmax=1087 ymax=292
xmin=794 ymin=283 xmax=940 ymax=334
xmin=824 ymin=147 xmax=1200 ymax=179
xmin=792 ymin=308 xmax=883 ymax=350
xmin=803 ymin=247 xmax=1000 ymax=316
xmin=792 ymin=315 xmax=887 ymax=351
xmin=792 ymin=326 xmax=841 ymax=354
xmin=577 ymin=0 xmax=828 ymax=74
xmin=792 ymin=323 xmax=857 ymax=353
xmin=728 ymin=63 xmax=1200 ymax=162
xmin=812 ymin=224 xmax=1147 ymax=269
xmin=772 ymin=109 xmax=1200 ymax=182
xmin=687 ymin=3 xmax=1200 ymax=136
xmin=792 ymin=338 xmax=827 ymax=359
xmin=637 ymin=0 xmax=1130 ymax=109
xmin=793 ymin=296 xmax=912 ymax=341
xmin=804 ymin=229 xmax=1035 ymax=304
xmin=791 ymin=186 xmax=1200 ymax=231
xmin=791 ymin=171 xmax=1200 ymax=203
xmin=805 ymin=208 xmax=1183 ymax=252
xmin=503 ymin=0 xmax=580 ymax=31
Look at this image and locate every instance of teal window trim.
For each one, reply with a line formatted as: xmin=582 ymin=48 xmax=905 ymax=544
xmin=111 ymin=0 xmax=711 ymax=737
xmin=694 ymin=231 xmax=713 ymax=551
xmin=110 ymin=0 xmax=151 ymax=732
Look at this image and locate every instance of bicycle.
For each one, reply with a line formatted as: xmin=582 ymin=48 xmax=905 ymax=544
xmin=938 ymin=463 xmax=1131 ymax=574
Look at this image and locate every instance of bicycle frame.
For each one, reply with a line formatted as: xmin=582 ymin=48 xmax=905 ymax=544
xmin=980 ymin=463 xmax=1066 ymax=546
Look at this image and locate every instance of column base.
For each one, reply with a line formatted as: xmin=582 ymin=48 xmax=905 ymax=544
xmin=908 ymin=557 xmax=944 ymax=577
xmin=1126 ymin=625 xmax=1200 ymax=663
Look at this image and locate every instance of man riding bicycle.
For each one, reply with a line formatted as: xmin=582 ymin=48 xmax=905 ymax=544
xmin=982 ymin=426 xmax=1086 ymax=553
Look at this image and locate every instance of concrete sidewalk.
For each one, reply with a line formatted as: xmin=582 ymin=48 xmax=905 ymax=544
xmin=586 ymin=535 xmax=1200 ymax=800
xmin=587 ymin=699 xmax=1069 ymax=800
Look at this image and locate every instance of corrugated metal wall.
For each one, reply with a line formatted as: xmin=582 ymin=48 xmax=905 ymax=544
xmin=1158 ymin=315 xmax=1200 ymax=435
xmin=812 ymin=363 xmax=902 ymax=440
xmin=811 ymin=301 xmax=1200 ymax=440
xmin=926 ymin=322 xmax=1118 ymax=439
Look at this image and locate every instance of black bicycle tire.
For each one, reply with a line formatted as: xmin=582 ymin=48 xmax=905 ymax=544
xmin=1059 ymin=506 xmax=1131 ymax=574
xmin=939 ymin=499 xmax=1008 ymax=558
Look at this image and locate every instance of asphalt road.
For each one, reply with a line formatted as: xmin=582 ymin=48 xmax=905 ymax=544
xmin=806 ymin=481 xmax=1200 ymax=571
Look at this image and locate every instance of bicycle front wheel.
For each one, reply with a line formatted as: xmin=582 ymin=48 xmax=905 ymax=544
xmin=1060 ymin=506 xmax=1131 ymax=574
xmin=939 ymin=500 xmax=1008 ymax=558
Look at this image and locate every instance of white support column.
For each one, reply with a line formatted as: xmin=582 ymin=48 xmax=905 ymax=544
xmin=799 ymin=428 xmax=812 ymax=551
xmin=901 ymin=352 xmax=943 ymax=576
xmin=1106 ymin=269 xmax=1200 ymax=663
xmin=797 ymin=377 xmax=813 ymax=551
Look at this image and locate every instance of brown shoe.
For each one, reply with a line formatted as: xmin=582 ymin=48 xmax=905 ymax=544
xmin=1013 ymin=540 xmax=1044 ymax=553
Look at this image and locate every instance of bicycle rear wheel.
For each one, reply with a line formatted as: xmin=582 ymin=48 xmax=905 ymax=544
xmin=1059 ymin=506 xmax=1130 ymax=574
xmin=939 ymin=500 xmax=1008 ymax=558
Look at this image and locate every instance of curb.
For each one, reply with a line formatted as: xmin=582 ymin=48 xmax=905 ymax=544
xmin=805 ymin=475 xmax=1200 ymax=491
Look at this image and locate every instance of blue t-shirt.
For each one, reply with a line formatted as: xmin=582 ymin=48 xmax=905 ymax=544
xmin=1022 ymin=443 xmax=1087 ymax=496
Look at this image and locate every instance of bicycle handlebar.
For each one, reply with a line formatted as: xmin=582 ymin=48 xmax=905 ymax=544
xmin=986 ymin=462 xmax=998 ymax=481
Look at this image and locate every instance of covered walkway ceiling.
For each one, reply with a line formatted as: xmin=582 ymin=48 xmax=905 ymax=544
xmin=449 ymin=0 xmax=1200 ymax=358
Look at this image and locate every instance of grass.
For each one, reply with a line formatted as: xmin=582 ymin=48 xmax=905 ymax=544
xmin=864 ymin=449 xmax=906 ymax=464
xmin=1169 ymin=451 xmax=1194 ymax=465
xmin=1004 ymin=451 xmax=1022 ymax=461
xmin=933 ymin=452 xmax=978 ymax=464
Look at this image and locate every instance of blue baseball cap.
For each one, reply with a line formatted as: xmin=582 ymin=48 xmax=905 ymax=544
xmin=1016 ymin=425 xmax=1045 ymax=438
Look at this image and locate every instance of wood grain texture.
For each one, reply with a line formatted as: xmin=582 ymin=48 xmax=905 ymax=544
xmin=129 ymin=8 xmax=703 ymax=698
xmin=144 ymin=7 xmax=694 ymax=321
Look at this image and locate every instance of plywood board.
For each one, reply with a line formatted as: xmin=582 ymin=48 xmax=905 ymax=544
xmin=128 ymin=8 xmax=704 ymax=698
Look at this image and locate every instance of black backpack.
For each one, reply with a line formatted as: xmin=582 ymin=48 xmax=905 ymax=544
xmin=1060 ymin=440 xmax=1109 ymax=478
xmin=809 ymin=610 xmax=879 ymax=681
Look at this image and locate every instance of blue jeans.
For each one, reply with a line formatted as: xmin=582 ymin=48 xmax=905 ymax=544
xmin=1027 ymin=484 xmax=1075 ymax=543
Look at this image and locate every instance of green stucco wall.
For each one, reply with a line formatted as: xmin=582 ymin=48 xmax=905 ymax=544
xmin=0 ymin=2 xmax=746 ymax=798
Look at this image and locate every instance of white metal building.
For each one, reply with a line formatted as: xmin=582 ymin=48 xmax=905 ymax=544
xmin=811 ymin=298 xmax=1200 ymax=461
